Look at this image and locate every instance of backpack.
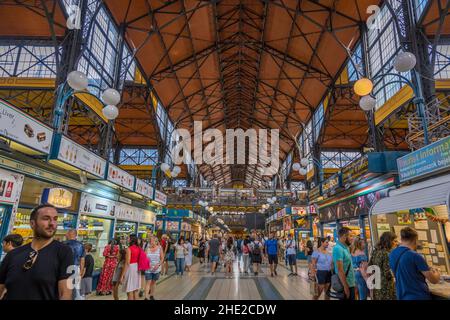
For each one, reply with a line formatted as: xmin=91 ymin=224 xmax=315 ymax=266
xmin=252 ymin=243 xmax=261 ymax=256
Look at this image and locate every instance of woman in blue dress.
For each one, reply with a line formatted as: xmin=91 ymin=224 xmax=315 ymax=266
xmin=351 ymin=236 xmax=369 ymax=300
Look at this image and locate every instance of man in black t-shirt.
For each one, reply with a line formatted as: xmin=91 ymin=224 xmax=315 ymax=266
xmin=0 ymin=204 xmax=73 ymax=300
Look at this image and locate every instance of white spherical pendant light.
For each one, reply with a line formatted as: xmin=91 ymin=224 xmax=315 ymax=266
xmin=67 ymin=71 xmax=88 ymax=91
xmin=102 ymin=105 xmax=119 ymax=120
xmin=160 ymin=163 xmax=170 ymax=173
xmin=359 ymin=95 xmax=377 ymax=111
xmin=299 ymin=168 xmax=307 ymax=176
xmin=101 ymin=88 xmax=121 ymax=106
xmin=353 ymin=78 xmax=374 ymax=96
xmin=300 ymin=158 xmax=309 ymax=167
xmin=271 ymin=196 xmax=277 ymax=202
xmin=172 ymin=166 xmax=181 ymax=174
xmin=394 ymin=52 xmax=417 ymax=73
xmin=292 ymin=162 xmax=301 ymax=171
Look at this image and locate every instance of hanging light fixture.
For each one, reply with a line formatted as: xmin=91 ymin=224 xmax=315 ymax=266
xmin=101 ymin=88 xmax=121 ymax=106
xmin=394 ymin=52 xmax=417 ymax=73
xmin=300 ymin=158 xmax=309 ymax=167
xmin=67 ymin=71 xmax=88 ymax=91
xmin=292 ymin=163 xmax=301 ymax=171
xmin=353 ymin=78 xmax=374 ymax=96
xmin=299 ymin=168 xmax=307 ymax=176
xmin=102 ymin=105 xmax=119 ymax=120
xmin=359 ymin=95 xmax=377 ymax=111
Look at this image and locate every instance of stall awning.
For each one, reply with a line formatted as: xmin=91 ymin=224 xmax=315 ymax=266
xmin=371 ymin=174 xmax=450 ymax=216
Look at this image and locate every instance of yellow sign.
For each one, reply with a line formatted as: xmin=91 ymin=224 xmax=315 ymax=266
xmin=45 ymin=188 xmax=73 ymax=208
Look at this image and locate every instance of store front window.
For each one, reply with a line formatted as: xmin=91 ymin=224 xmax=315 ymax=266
xmin=78 ymin=214 xmax=113 ymax=269
xmin=115 ymin=220 xmax=137 ymax=239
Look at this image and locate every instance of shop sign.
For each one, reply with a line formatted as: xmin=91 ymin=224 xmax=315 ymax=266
xmin=140 ymin=209 xmax=156 ymax=224
xmin=283 ymin=216 xmax=292 ymax=230
xmin=166 ymin=220 xmax=180 ymax=231
xmin=321 ymin=173 xmax=342 ymax=197
xmin=397 ymin=136 xmax=450 ymax=183
xmin=276 ymin=208 xmax=286 ymax=219
xmin=55 ymin=135 xmax=106 ymax=178
xmin=106 ymin=163 xmax=135 ymax=191
xmin=115 ymin=202 xmax=143 ymax=222
xmin=291 ymin=206 xmax=307 ymax=216
xmin=79 ymin=193 xmax=116 ymax=218
xmin=154 ymin=189 xmax=167 ymax=205
xmin=318 ymin=190 xmax=387 ymax=222
xmin=135 ymin=178 xmax=154 ymax=199
xmin=181 ymin=222 xmax=191 ymax=231
xmin=308 ymin=184 xmax=321 ymax=201
xmin=0 ymin=99 xmax=53 ymax=154
xmin=118 ymin=196 xmax=132 ymax=204
xmin=41 ymin=188 xmax=73 ymax=208
xmin=342 ymin=155 xmax=369 ymax=188
xmin=308 ymin=204 xmax=317 ymax=215
xmin=0 ymin=155 xmax=84 ymax=190
xmin=0 ymin=168 xmax=24 ymax=234
xmin=294 ymin=216 xmax=310 ymax=229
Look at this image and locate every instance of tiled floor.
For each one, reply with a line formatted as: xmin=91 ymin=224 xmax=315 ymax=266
xmin=88 ymin=259 xmax=319 ymax=300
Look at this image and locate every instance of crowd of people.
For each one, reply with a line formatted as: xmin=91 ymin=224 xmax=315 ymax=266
xmin=0 ymin=204 xmax=443 ymax=301
xmin=307 ymin=226 xmax=442 ymax=300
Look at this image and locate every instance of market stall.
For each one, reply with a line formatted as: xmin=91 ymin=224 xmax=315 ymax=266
xmin=370 ymin=137 xmax=450 ymax=299
xmin=0 ymin=167 xmax=24 ymax=257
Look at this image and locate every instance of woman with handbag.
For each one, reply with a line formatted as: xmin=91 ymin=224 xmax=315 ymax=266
xmin=310 ymin=238 xmax=333 ymax=300
xmin=350 ymin=236 xmax=369 ymax=300
xmin=120 ymin=235 xmax=143 ymax=300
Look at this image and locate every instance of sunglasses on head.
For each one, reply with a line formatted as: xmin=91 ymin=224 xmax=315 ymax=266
xmin=23 ymin=250 xmax=38 ymax=271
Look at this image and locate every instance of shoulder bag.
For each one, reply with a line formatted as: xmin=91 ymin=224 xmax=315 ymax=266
xmin=137 ymin=247 xmax=151 ymax=271
xmin=331 ymin=260 xmax=351 ymax=293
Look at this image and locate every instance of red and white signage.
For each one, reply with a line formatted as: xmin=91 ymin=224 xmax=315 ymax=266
xmin=1 ymin=168 xmax=24 ymax=234
xmin=154 ymin=189 xmax=167 ymax=205
xmin=135 ymin=178 xmax=154 ymax=199
xmin=107 ymin=163 xmax=135 ymax=191
xmin=292 ymin=206 xmax=307 ymax=216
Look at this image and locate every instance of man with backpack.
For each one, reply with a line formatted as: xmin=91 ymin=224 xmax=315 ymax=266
xmin=250 ymin=237 xmax=263 ymax=276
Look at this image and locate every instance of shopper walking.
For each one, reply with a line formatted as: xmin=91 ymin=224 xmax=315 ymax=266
xmin=332 ymin=227 xmax=355 ymax=300
xmin=175 ymin=237 xmax=187 ymax=277
xmin=96 ymin=238 xmax=120 ymax=295
xmin=161 ymin=234 xmax=171 ymax=276
xmin=185 ymin=238 xmax=193 ymax=272
xmin=198 ymin=238 xmax=206 ymax=264
xmin=223 ymin=237 xmax=236 ymax=278
xmin=350 ymin=236 xmax=369 ymax=300
xmin=242 ymin=236 xmax=251 ymax=274
xmin=112 ymin=243 xmax=126 ymax=300
xmin=120 ymin=235 xmax=141 ymax=300
xmin=80 ymin=243 xmax=94 ymax=299
xmin=389 ymin=227 xmax=441 ymax=300
xmin=235 ymin=236 xmax=243 ymax=272
xmin=0 ymin=204 xmax=73 ymax=300
xmin=144 ymin=236 xmax=164 ymax=300
xmin=63 ymin=229 xmax=85 ymax=300
xmin=368 ymin=231 xmax=398 ymax=300
xmin=311 ymin=237 xmax=333 ymax=300
xmin=265 ymin=232 xmax=279 ymax=277
xmin=1 ymin=234 xmax=23 ymax=256
xmin=250 ymin=236 xmax=263 ymax=276
xmin=285 ymin=233 xmax=298 ymax=276
xmin=207 ymin=234 xmax=221 ymax=275
xmin=305 ymin=240 xmax=314 ymax=267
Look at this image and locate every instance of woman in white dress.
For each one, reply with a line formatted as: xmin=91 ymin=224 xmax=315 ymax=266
xmin=185 ymin=239 xmax=193 ymax=272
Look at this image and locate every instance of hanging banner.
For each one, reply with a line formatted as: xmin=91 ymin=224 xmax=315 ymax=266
xmin=322 ymin=172 xmax=342 ymax=197
xmin=135 ymin=178 xmax=154 ymax=199
xmin=291 ymin=206 xmax=307 ymax=216
xmin=397 ymin=136 xmax=450 ymax=182
xmin=0 ymin=99 xmax=53 ymax=154
xmin=106 ymin=163 xmax=135 ymax=191
xmin=154 ymin=189 xmax=167 ymax=205
xmin=55 ymin=135 xmax=106 ymax=178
